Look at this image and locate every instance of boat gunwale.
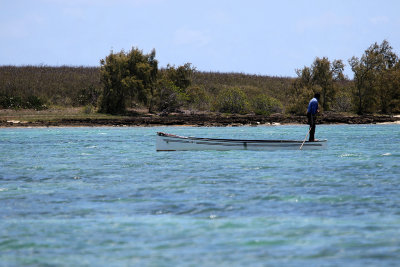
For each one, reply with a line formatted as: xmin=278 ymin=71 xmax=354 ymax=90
xmin=157 ymin=132 xmax=327 ymax=144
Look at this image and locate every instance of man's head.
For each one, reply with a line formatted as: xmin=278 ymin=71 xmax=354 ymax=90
xmin=314 ymin=93 xmax=321 ymax=100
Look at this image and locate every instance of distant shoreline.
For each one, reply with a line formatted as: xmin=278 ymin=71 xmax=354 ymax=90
xmin=1 ymin=113 xmax=399 ymax=128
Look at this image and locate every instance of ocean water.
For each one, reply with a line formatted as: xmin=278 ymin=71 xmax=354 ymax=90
xmin=0 ymin=125 xmax=399 ymax=266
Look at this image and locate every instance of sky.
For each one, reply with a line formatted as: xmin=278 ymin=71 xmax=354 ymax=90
xmin=1 ymin=0 xmax=400 ymax=78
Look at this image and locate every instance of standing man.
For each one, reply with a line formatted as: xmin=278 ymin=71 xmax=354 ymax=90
xmin=307 ymin=93 xmax=320 ymax=142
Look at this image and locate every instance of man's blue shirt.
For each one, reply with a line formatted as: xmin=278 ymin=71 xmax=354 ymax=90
xmin=307 ymin=97 xmax=318 ymax=114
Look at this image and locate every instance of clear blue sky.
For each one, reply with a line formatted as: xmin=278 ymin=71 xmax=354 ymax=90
xmin=1 ymin=0 xmax=399 ymax=77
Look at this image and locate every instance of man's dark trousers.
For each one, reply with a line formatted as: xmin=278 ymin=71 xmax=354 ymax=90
xmin=307 ymin=112 xmax=316 ymax=141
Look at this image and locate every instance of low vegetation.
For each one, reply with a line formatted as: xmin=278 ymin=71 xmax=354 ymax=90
xmin=0 ymin=66 xmax=101 ymax=110
xmin=1 ymin=41 xmax=399 ymax=116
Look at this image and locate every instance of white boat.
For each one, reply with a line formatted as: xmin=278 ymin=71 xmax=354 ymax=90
xmin=156 ymin=132 xmax=327 ymax=151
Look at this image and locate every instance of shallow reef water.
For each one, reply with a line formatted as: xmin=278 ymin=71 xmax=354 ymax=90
xmin=1 ymin=125 xmax=399 ymax=266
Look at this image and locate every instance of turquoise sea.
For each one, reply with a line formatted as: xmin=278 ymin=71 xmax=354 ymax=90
xmin=1 ymin=125 xmax=400 ymax=266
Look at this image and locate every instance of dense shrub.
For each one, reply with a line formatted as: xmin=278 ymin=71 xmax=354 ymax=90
xmin=151 ymin=64 xmax=194 ymax=113
xmin=186 ymin=86 xmax=211 ymax=111
xmin=154 ymin=79 xmax=188 ymax=113
xmin=332 ymin=90 xmax=353 ymax=112
xmin=251 ymin=94 xmax=283 ymax=115
xmin=0 ymin=94 xmax=22 ymax=109
xmin=214 ymin=87 xmax=249 ymax=114
xmin=25 ymin=95 xmax=47 ymax=110
xmin=0 ymin=94 xmax=47 ymax=110
xmin=74 ymin=85 xmax=101 ymax=106
xmin=0 ymin=65 xmax=101 ymax=108
xmin=192 ymin=72 xmax=293 ymax=105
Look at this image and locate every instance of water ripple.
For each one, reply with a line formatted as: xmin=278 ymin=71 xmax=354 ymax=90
xmin=1 ymin=125 xmax=400 ymax=266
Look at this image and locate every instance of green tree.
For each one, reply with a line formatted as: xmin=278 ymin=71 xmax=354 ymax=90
xmin=312 ymin=57 xmax=345 ymax=110
xmin=288 ymin=57 xmax=344 ymax=114
xmin=385 ymin=62 xmax=400 ymax=113
xmin=375 ymin=41 xmax=398 ymax=113
xmin=152 ymin=63 xmax=195 ymax=112
xmin=163 ymin=63 xmax=194 ymax=90
xmin=312 ymin=58 xmax=332 ymax=110
xmin=349 ymin=40 xmax=398 ymax=114
xmin=99 ymin=48 xmax=158 ymax=114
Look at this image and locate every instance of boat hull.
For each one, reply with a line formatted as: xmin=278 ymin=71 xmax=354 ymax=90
xmin=156 ymin=132 xmax=327 ymax=151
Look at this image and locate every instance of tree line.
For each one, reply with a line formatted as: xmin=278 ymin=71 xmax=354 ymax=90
xmin=1 ymin=41 xmax=399 ymax=115
xmin=98 ymin=47 xmax=285 ymax=115
xmin=288 ymin=40 xmax=400 ymax=115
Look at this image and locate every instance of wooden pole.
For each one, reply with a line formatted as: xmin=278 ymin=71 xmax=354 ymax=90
xmin=300 ymin=127 xmax=312 ymax=150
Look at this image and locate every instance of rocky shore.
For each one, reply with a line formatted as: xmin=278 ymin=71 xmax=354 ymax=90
xmin=1 ymin=113 xmax=399 ymax=127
